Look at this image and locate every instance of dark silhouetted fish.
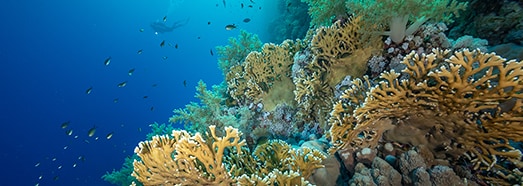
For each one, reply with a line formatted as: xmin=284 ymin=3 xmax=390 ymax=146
xmin=87 ymin=126 xmax=96 ymax=137
xmin=243 ymin=18 xmax=251 ymax=23
xmin=160 ymin=40 xmax=165 ymax=47
xmin=225 ymin=24 xmax=237 ymax=30
xmin=117 ymin=81 xmax=127 ymax=87
xmin=104 ymin=57 xmax=111 ymax=66
xmin=61 ymin=121 xmax=70 ymax=129
xmin=85 ymin=86 xmax=93 ymax=94
xmin=106 ymin=132 xmax=114 ymax=140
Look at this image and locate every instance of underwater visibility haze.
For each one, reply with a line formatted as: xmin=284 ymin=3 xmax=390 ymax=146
xmin=1 ymin=0 xmax=523 ymax=185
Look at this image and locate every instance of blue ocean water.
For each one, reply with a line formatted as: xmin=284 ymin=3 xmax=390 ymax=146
xmin=0 ymin=0 xmax=278 ymax=185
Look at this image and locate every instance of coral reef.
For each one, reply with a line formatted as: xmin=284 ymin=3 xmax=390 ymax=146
xmin=216 ymin=30 xmax=263 ymax=74
xmin=269 ymin=0 xmax=311 ymax=43
xmin=449 ymin=1 xmax=523 ymax=45
xmin=293 ymin=16 xmax=381 ymax=130
xmin=169 ymin=80 xmax=254 ymax=134
xmin=329 ymin=48 xmax=523 ymax=184
xmin=301 ymin=0 xmax=348 ymax=27
xmin=226 ymin=39 xmax=305 ymax=111
xmin=131 ymin=125 xmax=326 ymax=185
xmin=346 ymin=0 xmax=468 ymax=43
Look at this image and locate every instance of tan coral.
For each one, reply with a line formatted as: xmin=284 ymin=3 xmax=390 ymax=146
xmin=310 ymin=16 xmax=381 ymax=86
xmin=132 ymin=126 xmax=244 ymax=185
xmin=132 ymin=126 xmax=326 ymax=185
xmin=226 ymin=40 xmax=304 ymax=110
xmin=329 ymin=48 xmax=523 ymax=184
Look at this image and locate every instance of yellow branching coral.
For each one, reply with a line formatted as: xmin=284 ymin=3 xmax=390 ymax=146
xmin=132 ymin=126 xmax=243 ymax=185
xmin=226 ymin=40 xmax=304 ymax=110
xmin=293 ymin=16 xmax=381 ymax=129
xmin=329 ymin=48 xmax=523 ymax=184
xmin=132 ymin=126 xmax=326 ymax=185
xmin=253 ymin=140 xmax=326 ymax=179
xmin=311 ymin=16 xmax=381 ymax=86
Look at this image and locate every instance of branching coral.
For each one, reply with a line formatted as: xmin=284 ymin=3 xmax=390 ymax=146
xmin=226 ymin=39 xmax=305 ymax=111
xmin=169 ymin=80 xmax=254 ymax=134
xmin=346 ymin=0 xmax=468 ymax=44
xmin=131 ymin=126 xmax=326 ymax=185
xmin=132 ymin=125 xmax=241 ymax=185
xmin=329 ymin=48 xmax=523 ymax=184
xmin=301 ymin=0 xmax=348 ymax=27
xmin=216 ymin=30 xmax=262 ymax=74
xmin=311 ymin=16 xmax=380 ymax=84
xmin=293 ymin=16 xmax=380 ymax=129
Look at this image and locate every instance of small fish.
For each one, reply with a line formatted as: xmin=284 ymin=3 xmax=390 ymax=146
xmin=162 ymin=16 xmax=167 ymax=22
xmin=248 ymin=5 xmax=253 ymax=8
xmin=160 ymin=40 xmax=165 ymax=47
xmin=137 ymin=49 xmax=143 ymax=54
xmin=152 ymin=84 xmax=158 ymax=87
xmin=57 ymin=165 xmax=62 ymax=169
xmin=138 ymin=127 xmax=142 ymax=132
xmin=139 ymin=28 xmax=144 ymax=32
xmin=174 ymin=44 xmax=178 ymax=49
xmin=222 ymin=0 xmax=226 ymax=7
xmin=87 ymin=126 xmax=96 ymax=137
xmin=61 ymin=121 xmax=70 ymax=129
xmin=52 ymin=157 xmax=57 ymax=161
xmin=113 ymin=98 xmax=119 ymax=103
xmin=207 ymin=21 xmax=211 ymax=25
xmin=85 ymin=86 xmax=93 ymax=94
xmin=78 ymin=156 xmax=85 ymax=161
xmin=143 ymin=96 xmax=148 ymax=99
xmin=63 ymin=146 xmax=68 ymax=150
xmin=259 ymin=6 xmax=261 ymax=10
xmin=150 ymin=106 xmax=154 ymax=111
xmin=84 ymin=139 xmax=90 ymax=144
xmin=66 ymin=129 xmax=73 ymax=136
xmin=241 ymin=3 xmax=244 ymax=8
xmin=34 ymin=162 xmax=40 ymax=167
xmin=183 ymin=80 xmax=187 ymax=87
xmin=106 ymin=132 xmax=114 ymax=140
xmin=38 ymin=175 xmax=43 ymax=179
xmin=104 ymin=56 xmax=111 ymax=66
xmin=128 ymin=68 xmax=135 ymax=76
xmin=74 ymin=135 xmax=78 ymax=139
xmin=95 ymin=137 xmax=99 ymax=140
xmin=72 ymin=163 xmax=77 ymax=168
xmin=225 ymin=24 xmax=237 ymax=30
xmin=117 ymin=81 xmax=127 ymax=87
xmin=243 ymin=18 xmax=251 ymax=23
xmin=210 ymin=49 xmax=214 ymax=56
xmin=53 ymin=176 xmax=59 ymax=181
xmin=162 ymin=56 xmax=168 ymax=60
xmin=197 ymin=36 xmax=201 ymax=39
xmin=249 ymin=0 xmax=255 ymax=3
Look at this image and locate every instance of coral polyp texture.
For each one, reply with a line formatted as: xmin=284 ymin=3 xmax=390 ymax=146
xmin=329 ymin=48 xmax=523 ymax=184
xmin=226 ymin=39 xmax=304 ymax=111
xmin=131 ymin=125 xmax=326 ymax=185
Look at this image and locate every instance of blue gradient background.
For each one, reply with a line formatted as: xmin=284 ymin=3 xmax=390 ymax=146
xmin=0 ymin=0 xmax=278 ymax=185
